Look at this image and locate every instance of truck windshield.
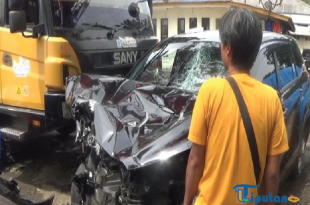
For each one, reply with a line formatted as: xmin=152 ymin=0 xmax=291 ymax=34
xmin=50 ymin=0 xmax=152 ymax=34
xmin=128 ymin=38 xmax=228 ymax=92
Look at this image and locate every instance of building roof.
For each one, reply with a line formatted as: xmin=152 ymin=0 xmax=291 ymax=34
xmin=281 ymin=13 xmax=310 ymax=26
xmin=153 ymin=0 xmax=310 ymax=14
xmin=153 ymin=1 xmax=295 ymax=32
xmin=171 ymin=29 xmax=292 ymax=44
xmin=233 ymin=0 xmax=310 ymax=15
xmin=152 ymin=0 xmax=230 ymax=2
xmin=289 ymin=25 xmax=310 ymax=36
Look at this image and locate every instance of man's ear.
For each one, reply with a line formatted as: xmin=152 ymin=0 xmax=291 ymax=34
xmin=222 ymin=43 xmax=231 ymax=56
xmin=225 ymin=44 xmax=232 ymax=59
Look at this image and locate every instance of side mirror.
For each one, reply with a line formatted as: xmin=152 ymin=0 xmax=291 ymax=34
xmin=128 ymin=3 xmax=140 ymax=18
xmin=9 ymin=11 xmax=27 ymax=33
xmin=8 ymin=0 xmax=44 ymax=38
xmin=8 ymin=0 xmax=25 ymax=10
xmin=8 ymin=0 xmax=26 ymax=33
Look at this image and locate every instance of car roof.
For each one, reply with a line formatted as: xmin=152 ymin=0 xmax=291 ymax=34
xmin=169 ymin=29 xmax=293 ymax=44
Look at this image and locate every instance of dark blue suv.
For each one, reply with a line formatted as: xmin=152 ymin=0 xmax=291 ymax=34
xmin=249 ymin=32 xmax=310 ymax=181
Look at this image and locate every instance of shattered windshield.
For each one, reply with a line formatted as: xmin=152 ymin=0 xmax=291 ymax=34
xmin=50 ymin=0 xmax=152 ymax=33
xmin=128 ymin=38 xmax=228 ymax=92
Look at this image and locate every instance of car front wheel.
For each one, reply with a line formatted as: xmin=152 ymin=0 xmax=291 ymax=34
xmin=289 ymin=136 xmax=307 ymax=180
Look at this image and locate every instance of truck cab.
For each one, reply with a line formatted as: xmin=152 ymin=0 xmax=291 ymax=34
xmin=0 ymin=0 xmax=157 ymax=142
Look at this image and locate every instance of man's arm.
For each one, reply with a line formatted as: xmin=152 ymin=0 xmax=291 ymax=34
xmin=263 ymin=94 xmax=289 ymax=204
xmin=183 ymin=143 xmax=205 ymax=205
xmin=183 ymin=82 xmax=210 ymax=205
xmin=263 ymin=154 xmax=283 ymax=205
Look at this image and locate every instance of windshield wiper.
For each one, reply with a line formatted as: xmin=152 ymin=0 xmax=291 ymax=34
xmin=81 ymin=23 xmax=113 ymax=30
xmin=132 ymin=24 xmax=153 ymax=37
xmin=107 ymin=18 xmax=152 ymax=39
xmin=72 ymin=23 xmax=114 ymax=37
xmin=107 ymin=23 xmax=136 ymax=39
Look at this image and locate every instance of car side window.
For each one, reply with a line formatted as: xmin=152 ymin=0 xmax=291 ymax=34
xmin=274 ymin=48 xmax=296 ymax=90
xmin=251 ymin=47 xmax=278 ymax=90
xmin=5 ymin=0 xmax=40 ymax=29
xmin=291 ymin=42 xmax=303 ymax=77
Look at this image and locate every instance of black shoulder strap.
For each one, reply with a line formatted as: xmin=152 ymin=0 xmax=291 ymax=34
xmin=226 ymin=77 xmax=261 ymax=185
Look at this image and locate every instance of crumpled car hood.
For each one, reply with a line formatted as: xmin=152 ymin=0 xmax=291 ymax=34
xmin=65 ymin=74 xmax=197 ymax=170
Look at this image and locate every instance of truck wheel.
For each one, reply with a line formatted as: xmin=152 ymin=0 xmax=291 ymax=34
xmin=289 ymin=136 xmax=307 ymax=180
xmin=57 ymin=124 xmax=76 ymax=135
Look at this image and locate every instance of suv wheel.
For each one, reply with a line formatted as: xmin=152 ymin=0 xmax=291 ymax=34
xmin=289 ymin=136 xmax=307 ymax=180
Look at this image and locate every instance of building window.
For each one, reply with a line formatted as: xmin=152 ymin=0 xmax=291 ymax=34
xmin=178 ymin=18 xmax=185 ymax=34
xmin=201 ymin=18 xmax=210 ymax=30
xmin=216 ymin=18 xmax=222 ymax=29
xmin=161 ymin=18 xmax=168 ymax=41
xmin=189 ymin=18 xmax=197 ymax=29
xmin=152 ymin=19 xmax=157 ymax=36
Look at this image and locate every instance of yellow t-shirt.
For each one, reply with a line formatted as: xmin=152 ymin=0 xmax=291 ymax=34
xmin=188 ymin=73 xmax=289 ymax=205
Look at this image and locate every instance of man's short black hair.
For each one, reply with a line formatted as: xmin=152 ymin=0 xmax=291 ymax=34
xmin=219 ymin=8 xmax=263 ymax=70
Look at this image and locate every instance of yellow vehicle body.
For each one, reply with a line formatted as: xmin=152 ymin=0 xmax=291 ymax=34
xmin=0 ymin=28 xmax=80 ymax=111
xmin=0 ymin=0 xmax=156 ymax=142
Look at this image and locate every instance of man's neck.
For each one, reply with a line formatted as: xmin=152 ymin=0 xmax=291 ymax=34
xmin=228 ymin=65 xmax=250 ymax=76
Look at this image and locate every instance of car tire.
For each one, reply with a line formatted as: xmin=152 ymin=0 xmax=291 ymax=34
xmin=289 ymin=136 xmax=307 ymax=180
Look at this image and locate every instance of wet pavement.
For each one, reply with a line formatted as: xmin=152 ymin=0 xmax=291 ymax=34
xmin=278 ymin=137 xmax=310 ymax=205
xmin=0 ymin=133 xmax=310 ymax=205
xmin=0 ymin=132 xmax=79 ymax=205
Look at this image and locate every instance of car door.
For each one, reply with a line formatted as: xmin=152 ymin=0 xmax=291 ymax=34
xmin=274 ymin=42 xmax=305 ymax=172
xmin=0 ymin=0 xmax=46 ymax=110
xmin=250 ymin=42 xmax=296 ymax=177
xmin=290 ymin=40 xmax=309 ymax=125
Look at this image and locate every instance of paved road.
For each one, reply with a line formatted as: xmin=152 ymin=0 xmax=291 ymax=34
xmin=0 ymin=132 xmax=79 ymax=205
xmin=1 ymin=133 xmax=310 ymax=205
xmin=277 ymin=138 xmax=310 ymax=205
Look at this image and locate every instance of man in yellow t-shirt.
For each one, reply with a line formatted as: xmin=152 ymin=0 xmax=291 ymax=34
xmin=183 ymin=8 xmax=289 ymax=205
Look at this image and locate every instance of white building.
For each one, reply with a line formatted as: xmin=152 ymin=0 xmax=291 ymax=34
xmin=151 ymin=0 xmax=310 ymax=52
xmin=280 ymin=13 xmax=310 ymax=51
xmin=152 ymin=0 xmax=295 ymax=41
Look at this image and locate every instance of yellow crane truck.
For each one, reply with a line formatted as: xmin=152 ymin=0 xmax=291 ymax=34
xmin=0 ymin=0 xmax=157 ymax=143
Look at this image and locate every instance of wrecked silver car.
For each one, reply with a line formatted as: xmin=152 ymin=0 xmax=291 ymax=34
xmin=65 ymin=30 xmax=227 ymax=205
xmin=65 ymin=30 xmax=310 ymax=205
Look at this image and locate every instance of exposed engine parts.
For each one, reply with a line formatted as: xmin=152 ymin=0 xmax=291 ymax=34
xmin=71 ymin=142 xmax=187 ymax=205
